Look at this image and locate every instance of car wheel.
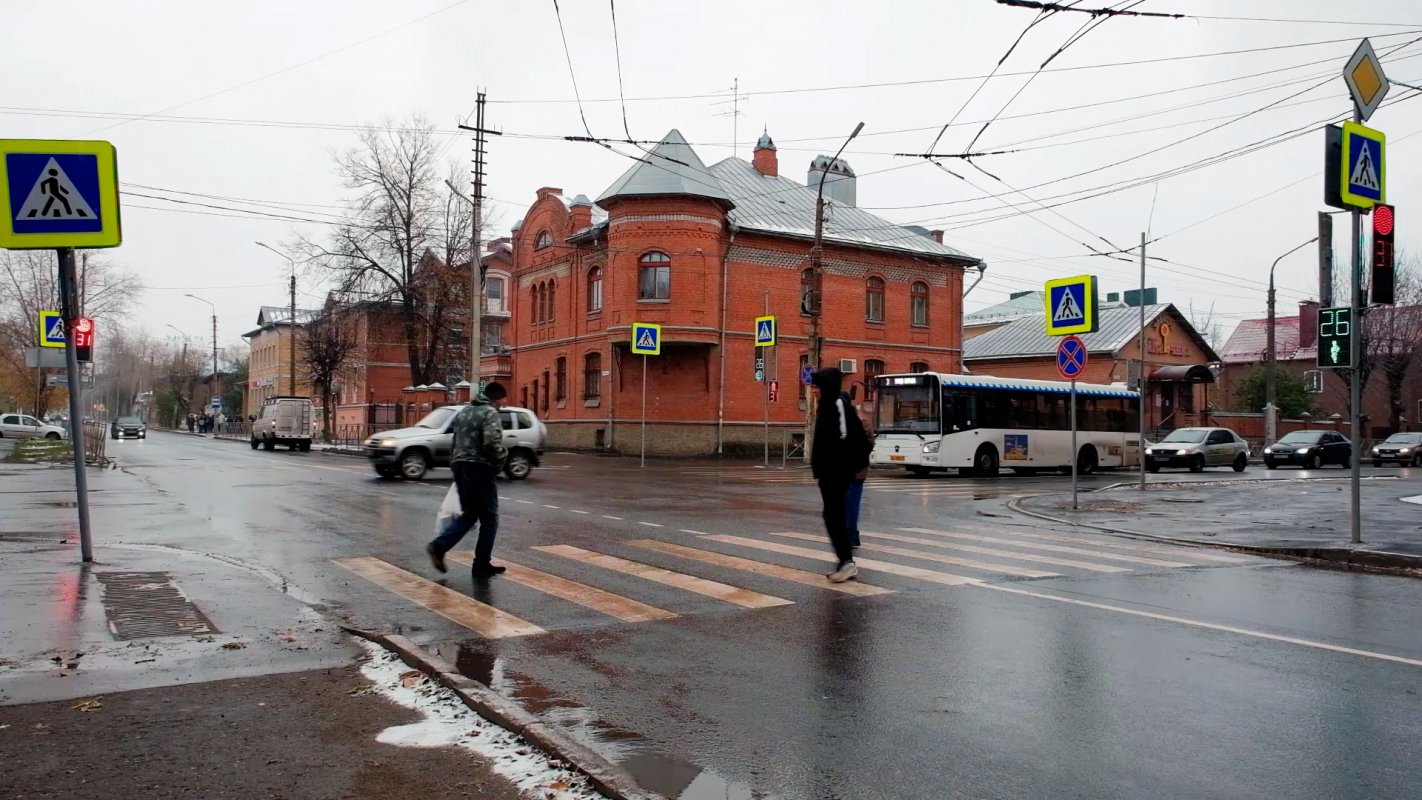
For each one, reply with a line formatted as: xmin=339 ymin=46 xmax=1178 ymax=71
xmin=972 ymin=445 xmax=1000 ymax=478
xmin=375 ymin=465 xmax=398 ymax=479
xmin=1412 ymin=454 xmax=1422 ymax=468
xmin=1232 ymin=454 xmax=1247 ymax=472
xmin=263 ymin=437 xmax=275 ymax=451
xmin=250 ymin=437 xmax=260 ymax=450
xmin=1076 ymin=446 xmax=1098 ymax=476
xmin=504 ymin=451 xmax=533 ymax=480
xmin=1266 ymin=460 xmax=1278 ymax=470
xmin=399 ymin=450 xmax=429 ymax=480
xmin=1304 ymin=454 xmax=1321 ymax=470
xmin=907 ymin=466 xmax=932 ymax=477
xmin=46 ymin=432 xmax=60 ymax=440
xmin=1188 ymin=454 xmax=1205 ymax=473
xmin=1340 ymin=454 xmax=1351 ymax=469
xmin=1146 ymin=463 xmax=1160 ymax=473
xmin=1372 ymin=460 xmax=1383 ymax=468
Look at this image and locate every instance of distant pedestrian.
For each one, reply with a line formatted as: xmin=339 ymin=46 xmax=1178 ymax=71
xmin=842 ymin=390 xmax=870 ymax=549
xmin=426 ymin=382 xmax=510 ymax=580
xmin=186 ymin=414 xmax=196 ymax=433
xmin=811 ymin=368 xmax=871 ymax=582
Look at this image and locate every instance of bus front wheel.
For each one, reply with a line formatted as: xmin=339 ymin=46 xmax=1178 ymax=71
xmin=1076 ymin=446 xmax=1099 ymax=475
xmin=967 ymin=445 xmax=999 ymax=478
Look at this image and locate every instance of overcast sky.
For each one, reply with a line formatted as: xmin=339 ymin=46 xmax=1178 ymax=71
xmin=7 ymin=0 xmax=1422 ymax=352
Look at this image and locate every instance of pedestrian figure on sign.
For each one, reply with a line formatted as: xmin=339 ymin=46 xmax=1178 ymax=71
xmin=34 ymin=168 xmax=82 ymax=218
xmin=426 ymin=382 xmax=510 ymax=580
xmin=811 ymin=368 xmax=871 ymax=582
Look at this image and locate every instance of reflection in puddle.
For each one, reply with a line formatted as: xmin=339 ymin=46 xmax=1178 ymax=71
xmin=456 ymin=646 xmax=768 ymax=799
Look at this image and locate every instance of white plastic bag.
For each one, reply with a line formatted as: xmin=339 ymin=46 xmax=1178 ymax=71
xmin=434 ymin=483 xmax=461 ymax=536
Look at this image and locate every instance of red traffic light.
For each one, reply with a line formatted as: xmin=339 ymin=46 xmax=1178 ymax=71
xmin=1374 ymin=203 xmax=1394 ymax=236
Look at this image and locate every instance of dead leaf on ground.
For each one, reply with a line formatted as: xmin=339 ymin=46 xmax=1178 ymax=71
xmin=220 ymin=642 xmax=248 ymax=650
xmin=280 ymin=635 xmax=297 ymax=643
xmin=71 ymin=698 xmax=102 ymax=712
xmin=398 ymin=669 xmax=424 ymax=688
xmin=548 ymin=780 xmax=570 ymax=790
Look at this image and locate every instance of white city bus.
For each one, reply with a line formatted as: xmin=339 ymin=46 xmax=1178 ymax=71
xmin=871 ymin=372 xmax=1140 ymax=477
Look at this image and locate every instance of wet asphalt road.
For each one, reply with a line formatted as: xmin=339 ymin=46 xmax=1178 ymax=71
xmin=99 ymin=432 xmax=1422 ymax=799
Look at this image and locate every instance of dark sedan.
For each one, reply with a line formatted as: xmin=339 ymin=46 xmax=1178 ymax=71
xmin=110 ymin=415 xmax=147 ymax=440
xmin=1263 ymin=430 xmax=1351 ymax=469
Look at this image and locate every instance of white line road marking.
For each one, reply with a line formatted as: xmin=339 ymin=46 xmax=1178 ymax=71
xmin=706 ymin=535 xmax=981 ymax=586
xmin=975 ymin=582 xmax=1422 ymax=668
xmin=953 ymin=522 xmax=1250 ymax=564
xmin=542 ymin=504 xmax=561 ymax=509
xmin=446 ymin=552 xmax=676 ymax=623
xmin=769 ymin=531 xmax=1059 ymax=579
xmin=629 ymin=539 xmax=891 ymax=596
xmin=638 ymin=521 xmax=663 ymax=528
xmin=534 ymin=545 xmax=792 ymax=609
xmin=570 ymin=509 xmax=591 ymax=515
xmin=334 ymin=557 xmax=544 ymax=639
xmin=866 ymin=530 xmax=1129 ymax=573
xmin=515 ymin=499 xmax=534 ymax=504
xmin=602 ymin=515 xmax=624 ymax=520
xmin=900 ymin=527 xmax=1189 ymax=568
xmin=680 ymin=529 xmax=709 ymax=535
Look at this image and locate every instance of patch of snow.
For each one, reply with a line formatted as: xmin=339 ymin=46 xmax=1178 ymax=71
xmin=357 ymin=639 xmax=606 ymax=799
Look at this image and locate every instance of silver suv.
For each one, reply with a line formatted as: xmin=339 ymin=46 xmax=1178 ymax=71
xmin=365 ymin=404 xmax=546 ymax=481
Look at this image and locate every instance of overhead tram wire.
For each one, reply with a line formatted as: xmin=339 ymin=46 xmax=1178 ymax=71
xmin=994 ymin=2 xmax=1422 ymax=28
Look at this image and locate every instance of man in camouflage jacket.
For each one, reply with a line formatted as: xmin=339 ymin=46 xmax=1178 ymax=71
xmin=427 ymin=382 xmax=509 ymax=577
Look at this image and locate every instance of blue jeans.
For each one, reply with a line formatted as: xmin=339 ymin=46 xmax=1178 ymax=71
xmin=844 ymin=478 xmax=864 ymax=547
xmin=431 ymin=462 xmax=499 ymax=567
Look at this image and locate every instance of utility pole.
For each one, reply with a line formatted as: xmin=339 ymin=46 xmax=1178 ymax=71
xmin=457 ymin=92 xmax=501 ymax=389
xmin=805 ymin=122 xmax=864 ymax=461
xmin=290 ymin=272 xmax=298 ymax=395
xmin=57 ymin=247 xmax=92 ymax=562
xmin=1138 ymin=232 xmax=1147 ymax=491
xmin=186 ymin=294 xmax=218 ymax=411
xmin=1349 ymin=119 xmax=1364 ymax=545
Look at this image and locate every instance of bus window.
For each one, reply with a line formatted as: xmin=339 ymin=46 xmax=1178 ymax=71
xmin=943 ymin=390 xmax=972 ymax=432
xmin=876 ymin=382 xmax=940 ymax=434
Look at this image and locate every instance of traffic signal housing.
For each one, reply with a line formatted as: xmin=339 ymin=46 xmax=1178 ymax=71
xmin=1372 ymin=204 xmax=1395 ymax=305
xmin=1317 ymin=306 xmax=1353 ymax=369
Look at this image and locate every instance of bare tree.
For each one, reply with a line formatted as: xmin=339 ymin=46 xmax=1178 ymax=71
xmin=303 ymin=116 xmax=487 ymax=387
xmin=1185 ymin=300 xmax=1221 ymax=349
xmin=301 ymin=308 xmax=359 ymax=440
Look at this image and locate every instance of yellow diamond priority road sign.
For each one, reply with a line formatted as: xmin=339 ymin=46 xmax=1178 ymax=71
xmin=1344 ymin=38 xmax=1389 ymax=122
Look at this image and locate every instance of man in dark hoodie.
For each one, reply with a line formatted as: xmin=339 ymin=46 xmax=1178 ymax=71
xmin=810 ymin=367 xmax=870 ymax=582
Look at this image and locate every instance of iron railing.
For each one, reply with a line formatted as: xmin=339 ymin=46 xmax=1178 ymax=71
xmin=80 ymin=421 xmax=107 ymax=464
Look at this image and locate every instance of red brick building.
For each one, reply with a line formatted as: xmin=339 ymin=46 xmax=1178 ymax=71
xmin=503 ymin=129 xmax=982 ymax=455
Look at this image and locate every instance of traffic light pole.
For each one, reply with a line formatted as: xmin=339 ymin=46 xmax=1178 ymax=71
xmin=57 ymin=247 xmax=93 ymax=562
xmin=1349 ymin=158 xmax=1363 ymax=544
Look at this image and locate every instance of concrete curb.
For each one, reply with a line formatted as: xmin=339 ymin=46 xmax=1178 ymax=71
xmin=341 ymin=626 xmax=663 ymax=800
xmin=1005 ymin=496 xmax=1422 ymax=576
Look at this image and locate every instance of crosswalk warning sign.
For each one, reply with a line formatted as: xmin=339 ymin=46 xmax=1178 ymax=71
xmin=39 ymin=310 xmax=66 ymax=348
xmin=754 ymin=315 xmax=777 ymax=347
xmin=16 ymin=159 xmax=96 ymax=221
xmin=1339 ymin=121 xmax=1385 ymax=209
xmin=631 ymin=322 xmax=661 ymax=355
xmin=1043 ymin=275 xmax=1098 ymax=336
xmin=1350 ymin=144 xmax=1379 ymax=192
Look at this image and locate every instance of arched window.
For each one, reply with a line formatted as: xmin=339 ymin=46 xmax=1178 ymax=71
xmin=866 ymin=276 xmax=885 ymax=322
xmin=531 ymin=283 xmax=542 ymax=324
xmin=911 ymin=281 xmax=929 ymax=327
xmin=587 ymin=266 xmax=603 ymax=313
xmin=547 ymin=280 xmax=556 ymax=323
xmin=555 ymin=357 xmax=567 ymax=401
xmin=535 ymin=230 xmax=553 ymax=250
xmin=639 ymin=251 xmax=671 ymax=300
xmin=801 ymin=268 xmax=815 ymax=317
xmin=909 ymin=361 xmax=930 ymax=374
xmin=583 ymin=352 xmax=602 ymax=399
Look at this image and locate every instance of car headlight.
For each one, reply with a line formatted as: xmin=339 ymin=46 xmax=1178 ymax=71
xmin=1371 ymin=446 xmax=1380 ymax=454
xmin=1401 ymin=448 xmax=1413 ymax=454
xmin=379 ymin=439 xmax=398 ymax=447
xmin=1296 ymin=447 xmax=1311 ymax=454
xmin=922 ymin=441 xmax=940 ymax=454
xmin=1264 ymin=447 xmax=1273 ymax=454
xmin=1176 ymin=449 xmax=1190 ymax=455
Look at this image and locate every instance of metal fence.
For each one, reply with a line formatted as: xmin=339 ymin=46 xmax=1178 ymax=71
xmin=80 ymin=421 xmax=107 ymax=464
xmin=213 ymin=421 xmax=251 ymax=442
xmin=209 ymin=420 xmax=385 ymax=451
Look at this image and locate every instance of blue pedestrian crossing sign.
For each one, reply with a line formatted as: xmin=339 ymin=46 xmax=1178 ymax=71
xmin=754 ymin=315 xmax=776 ymax=347
xmin=39 ymin=310 xmax=66 ymax=348
xmin=1339 ymin=121 xmax=1385 ymax=209
xmin=1043 ymin=274 xmax=1099 ymax=336
xmin=631 ymin=322 xmax=661 ymax=355
xmin=0 ymin=140 xmax=121 ymax=249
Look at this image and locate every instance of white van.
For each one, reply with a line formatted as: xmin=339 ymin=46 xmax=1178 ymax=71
xmin=250 ymin=397 xmax=314 ymax=452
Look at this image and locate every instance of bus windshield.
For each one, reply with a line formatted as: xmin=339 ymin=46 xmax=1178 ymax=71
xmin=876 ymin=384 xmax=939 ymax=435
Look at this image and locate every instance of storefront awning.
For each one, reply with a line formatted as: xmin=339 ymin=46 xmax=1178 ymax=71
xmin=1149 ymin=364 xmax=1215 ymax=383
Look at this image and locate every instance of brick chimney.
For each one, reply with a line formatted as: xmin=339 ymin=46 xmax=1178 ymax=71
xmin=752 ymin=128 xmax=777 ymax=177
xmin=930 ymin=230 xmax=944 ymax=244
xmin=1298 ymin=300 xmax=1319 ymax=350
xmin=569 ymin=194 xmax=593 ymax=231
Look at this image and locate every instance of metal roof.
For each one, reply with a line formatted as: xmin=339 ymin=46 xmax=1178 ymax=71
xmin=1217 ymin=315 xmax=1313 ymax=363
xmin=256 ymin=306 xmax=319 ymax=326
xmin=964 ymin=291 xmax=1048 ymax=325
xmin=709 ymin=157 xmax=977 ymax=261
xmin=596 ymin=130 xmax=732 ymax=206
xmin=964 ymin=303 xmax=1177 ymax=360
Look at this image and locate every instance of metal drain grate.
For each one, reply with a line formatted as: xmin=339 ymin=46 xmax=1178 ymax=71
xmin=96 ymin=571 xmax=217 ymax=639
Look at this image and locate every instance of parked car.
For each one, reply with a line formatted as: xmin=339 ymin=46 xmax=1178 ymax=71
xmin=1370 ymin=432 xmax=1422 ymax=467
xmin=110 ymin=415 xmax=147 ymax=440
xmin=1145 ymin=427 xmax=1249 ymax=473
xmin=365 ymin=404 xmax=545 ymax=481
xmin=1263 ymin=430 xmax=1352 ymax=469
xmin=0 ymin=412 xmax=66 ymax=440
xmin=250 ymin=396 xmax=314 ymax=451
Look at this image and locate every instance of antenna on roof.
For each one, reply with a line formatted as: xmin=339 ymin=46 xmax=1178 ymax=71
xmin=710 ymin=78 xmax=748 ymax=157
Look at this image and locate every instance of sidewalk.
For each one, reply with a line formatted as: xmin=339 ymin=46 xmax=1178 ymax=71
xmin=1013 ymin=476 xmax=1422 ymax=572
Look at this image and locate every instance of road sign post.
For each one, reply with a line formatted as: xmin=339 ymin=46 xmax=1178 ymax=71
xmin=1056 ymin=335 xmax=1088 ymax=511
xmin=2 ymin=140 xmax=120 ymax=565
xmin=631 ymin=323 xmax=660 ymax=467
xmin=756 ymin=310 xmax=776 ymax=465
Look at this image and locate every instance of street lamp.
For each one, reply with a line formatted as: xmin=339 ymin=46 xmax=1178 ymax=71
xmin=256 ymin=241 xmax=300 ymax=396
xmin=1266 ymin=237 xmax=1317 ymax=443
xmin=185 ymin=293 xmax=219 ymax=413
xmin=805 ymin=121 xmax=865 ymax=460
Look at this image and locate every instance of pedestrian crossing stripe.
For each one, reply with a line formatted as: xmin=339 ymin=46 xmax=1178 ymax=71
xmin=629 ymin=538 xmax=890 ymax=596
xmin=770 ymin=530 xmax=1059 ymax=578
xmin=333 ymin=556 xmax=544 ymax=638
xmin=897 ymin=527 xmax=1190 ymax=568
xmin=15 ymin=158 xmax=96 ymax=221
xmin=445 ymin=552 xmax=677 ymax=622
xmin=534 ymin=544 xmax=790 ymax=608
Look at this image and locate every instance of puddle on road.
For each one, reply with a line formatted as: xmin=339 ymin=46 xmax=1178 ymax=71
xmin=456 ymin=647 xmax=766 ymax=800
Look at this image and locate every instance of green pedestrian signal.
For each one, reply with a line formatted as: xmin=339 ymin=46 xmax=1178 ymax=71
xmin=1317 ymin=306 xmax=1352 ymax=369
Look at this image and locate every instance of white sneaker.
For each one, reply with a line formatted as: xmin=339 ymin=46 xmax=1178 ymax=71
xmin=827 ymin=560 xmax=858 ymax=583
